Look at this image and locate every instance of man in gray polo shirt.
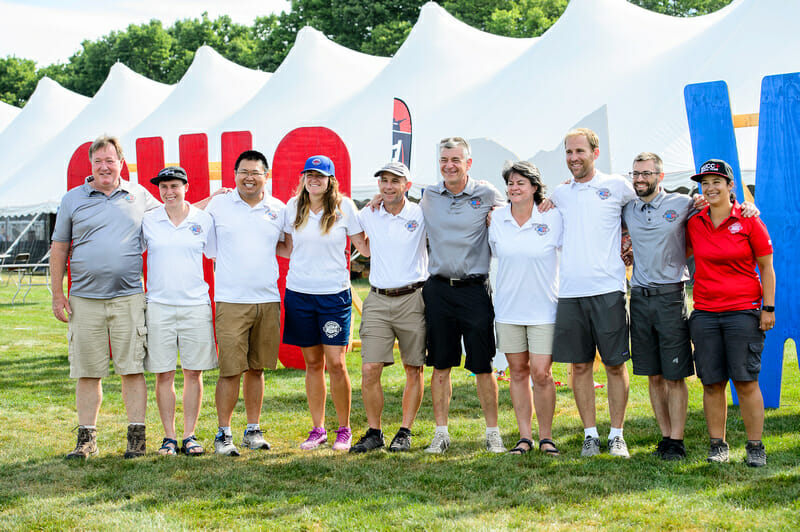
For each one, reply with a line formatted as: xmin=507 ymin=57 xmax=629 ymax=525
xmin=51 ymin=135 xmax=160 ymax=459
xmin=420 ymin=136 xmax=507 ymax=454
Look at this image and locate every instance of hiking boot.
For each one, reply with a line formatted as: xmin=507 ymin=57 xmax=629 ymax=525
xmin=581 ymin=436 xmax=601 ymax=457
xmin=652 ymin=438 xmax=669 ymax=458
xmin=389 ymin=429 xmax=412 ymax=452
xmin=124 ymin=424 xmax=146 ymax=459
xmin=332 ymin=427 xmax=352 ymax=451
xmin=349 ymin=429 xmax=384 ymax=453
xmin=608 ymin=436 xmax=630 ymax=458
xmin=707 ymin=439 xmax=729 ymax=463
xmin=66 ymin=426 xmax=98 ymax=460
xmin=745 ymin=441 xmax=767 ymax=467
xmin=662 ymin=440 xmax=686 ymax=461
xmin=242 ymin=428 xmax=271 ymax=450
xmin=300 ymin=427 xmax=328 ymax=450
xmin=214 ymin=433 xmax=240 ymax=456
xmin=485 ymin=432 xmax=507 ymax=453
xmin=424 ymin=432 xmax=450 ymax=454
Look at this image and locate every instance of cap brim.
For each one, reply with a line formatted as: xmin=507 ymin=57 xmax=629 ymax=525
xmin=150 ymin=176 xmax=188 ymax=185
xmin=690 ymin=171 xmax=732 ymax=183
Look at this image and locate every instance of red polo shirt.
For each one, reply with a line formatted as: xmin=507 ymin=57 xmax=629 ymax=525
xmin=686 ymin=202 xmax=772 ymax=312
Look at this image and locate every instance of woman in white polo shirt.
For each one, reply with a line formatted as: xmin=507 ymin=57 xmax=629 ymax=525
xmin=282 ymin=155 xmax=369 ymax=451
xmin=488 ymin=161 xmax=563 ymax=456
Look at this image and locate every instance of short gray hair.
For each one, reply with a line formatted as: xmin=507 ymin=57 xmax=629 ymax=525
xmin=439 ymin=137 xmax=471 ymax=159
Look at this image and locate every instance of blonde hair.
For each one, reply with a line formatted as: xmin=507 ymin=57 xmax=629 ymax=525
xmin=564 ymin=128 xmax=599 ymax=151
xmin=88 ymin=135 xmax=124 ymax=161
xmin=293 ymin=173 xmax=343 ymax=235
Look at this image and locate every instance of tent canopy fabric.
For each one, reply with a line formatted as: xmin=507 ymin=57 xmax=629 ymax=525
xmin=0 ymin=101 xmax=21 ymax=134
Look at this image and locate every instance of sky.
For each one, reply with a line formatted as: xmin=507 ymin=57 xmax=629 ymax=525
xmin=0 ymin=0 xmax=290 ymax=66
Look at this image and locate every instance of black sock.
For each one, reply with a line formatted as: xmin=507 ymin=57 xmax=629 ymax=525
xmin=397 ymin=427 xmax=411 ymax=435
xmin=367 ymin=428 xmax=383 ymax=437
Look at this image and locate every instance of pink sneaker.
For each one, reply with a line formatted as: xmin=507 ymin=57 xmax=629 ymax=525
xmin=300 ymin=427 xmax=327 ymax=450
xmin=332 ymin=427 xmax=352 ymax=451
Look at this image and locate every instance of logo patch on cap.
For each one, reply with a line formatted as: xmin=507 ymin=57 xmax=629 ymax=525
xmin=663 ymin=210 xmax=678 ymax=222
xmin=597 ymin=188 xmax=611 ymax=200
xmin=189 ymin=223 xmax=202 ymax=235
xmin=312 ymin=158 xmax=322 ymax=166
xmin=728 ymin=222 xmax=743 ymax=234
xmin=701 ymin=161 xmax=721 ymax=174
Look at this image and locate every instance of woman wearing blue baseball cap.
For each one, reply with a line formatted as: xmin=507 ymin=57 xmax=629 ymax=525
xmin=281 ymin=155 xmax=369 ymax=451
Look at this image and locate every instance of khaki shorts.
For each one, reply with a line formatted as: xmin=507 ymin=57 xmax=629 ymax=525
xmin=145 ymin=302 xmax=218 ymax=373
xmin=68 ymin=293 xmax=147 ymax=378
xmin=359 ymin=289 xmax=426 ymax=366
xmin=215 ymin=302 xmax=280 ymax=377
xmin=495 ymin=322 xmax=555 ymax=355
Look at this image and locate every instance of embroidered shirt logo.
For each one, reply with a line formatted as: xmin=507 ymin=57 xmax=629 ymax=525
xmin=189 ymin=223 xmax=203 ymax=235
xmin=125 ymin=193 xmax=136 ymax=203
xmin=728 ymin=222 xmax=743 ymax=234
xmin=597 ymin=188 xmax=611 ymax=200
xmin=323 ymin=321 xmax=342 ymax=339
xmin=469 ymin=197 xmax=483 ymax=209
xmin=406 ymin=220 xmax=419 ymax=232
xmin=663 ymin=210 xmax=678 ymax=222
xmin=534 ymin=223 xmax=550 ymax=235
xmin=264 ymin=208 xmax=278 ymax=221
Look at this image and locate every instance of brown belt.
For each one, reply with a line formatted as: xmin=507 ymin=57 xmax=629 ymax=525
xmin=371 ymin=281 xmax=425 ymax=297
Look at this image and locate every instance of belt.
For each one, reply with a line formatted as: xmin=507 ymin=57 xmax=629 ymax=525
xmin=371 ymin=281 xmax=425 ymax=297
xmin=432 ymin=274 xmax=488 ymax=287
xmin=631 ymin=283 xmax=684 ymax=297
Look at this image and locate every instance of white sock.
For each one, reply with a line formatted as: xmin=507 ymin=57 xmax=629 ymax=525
xmin=485 ymin=426 xmax=500 ymax=436
xmin=246 ymin=423 xmax=260 ymax=432
xmin=81 ymin=425 xmax=96 ymax=429
xmin=218 ymin=426 xmax=232 ymax=437
xmin=584 ymin=427 xmax=599 ymax=439
xmin=435 ymin=425 xmax=449 ymax=435
xmin=608 ymin=427 xmax=624 ymax=441
xmin=129 ymin=422 xmax=145 ymax=426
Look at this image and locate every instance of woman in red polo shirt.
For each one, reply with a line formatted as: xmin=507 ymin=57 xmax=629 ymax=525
xmin=686 ymin=159 xmax=775 ymax=468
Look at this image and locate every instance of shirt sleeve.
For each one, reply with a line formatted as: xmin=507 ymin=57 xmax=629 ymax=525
xmin=748 ymin=217 xmax=773 ymax=257
xmin=204 ymin=217 xmax=217 ymax=259
xmin=282 ymin=199 xmax=296 ymax=234
xmin=342 ymin=198 xmax=364 ymax=236
xmin=51 ymin=195 xmax=73 ymax=243
xmin=144 ymin=187 xmax=162 ymax=211
xmin=620 ymin=177 xmax=637 ymax=204
xmin=490 ymin=184 xmax=506 ymax=208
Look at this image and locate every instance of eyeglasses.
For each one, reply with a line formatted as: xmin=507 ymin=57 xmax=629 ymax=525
xmin=628 ymin=171 xmax=658 ymax=179
xmin=236 ymin=170 xmax=266 ymax=178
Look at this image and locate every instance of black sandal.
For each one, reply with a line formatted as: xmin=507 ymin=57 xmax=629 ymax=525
xmin=181 ymin=435 xmax=204 ymax=456
xmin=159 ymin=438 xmax=178 ymax=456
xmin=539 ymin=438 xmax=560 ymax=456
xmin=509 ymin=438 xmax=534 ymax=455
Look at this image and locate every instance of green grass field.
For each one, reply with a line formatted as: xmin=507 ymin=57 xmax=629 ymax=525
xmin=0 ymin=275 xmax=798 ymax=530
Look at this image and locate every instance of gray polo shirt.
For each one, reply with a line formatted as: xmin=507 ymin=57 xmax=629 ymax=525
xmin=52 ymin=178 xmax=160 ymax=299
xmin=420 ymin=177 xmax=505 ymax=278
xmin=622 ymin=189 xmax=695 ymax=288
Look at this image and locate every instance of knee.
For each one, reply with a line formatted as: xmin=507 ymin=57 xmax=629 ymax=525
xmin=183 ymin=369 xmax=202 ymax=381
xmin=605 ymin=363 xmax=626 ymax=377
xmin=572 ymin=362 xmax=593 ymax=377
xmin=326 ymin=359 xmax=348 ymax=377
xmin=304 ymin=359 xmax=325 ymax=373
xmin=362 ymin=365 xmax=383 ymax=385
xmin=531 ymin=366 xmax=552 ymax=386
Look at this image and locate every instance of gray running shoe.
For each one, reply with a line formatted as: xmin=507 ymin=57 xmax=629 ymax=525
xmin=745 ymin=441 xmax=767 ymax=467
xmin=485 ymin=432 xmax=507 ymax=453
xmin=424 ymin=432 xmax=450 ymax=454
xmin=66 ymin=426 xmax=98 ymax=460
xmin=707 ymin=440 xmax=729 ymax=463
xmin=389 ymin=429 xmax=412 ymax=452
xmin=242 ymin=429 xmax=271 ymax=450
xmin=608 ymin=436 xmax=630 ymax=458
xmin=214 ymin=433 xmax=240 ymax=456
xmin=581 ymin=436 xmax=601 ymax=457
xmin=124 ymin=424 xmax=146 ymax=459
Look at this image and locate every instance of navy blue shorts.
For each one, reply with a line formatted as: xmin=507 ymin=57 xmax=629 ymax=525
xmin=283 ymin=288 xmax=352 ymax=347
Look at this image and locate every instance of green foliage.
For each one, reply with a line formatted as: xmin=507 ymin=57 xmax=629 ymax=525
xmin=628 ymin=0 xmax=732 ymax=16
xmin=485 ymin=0 xmax=568 ymax=38
xmin=0 ymin=56 xmax=38 ymax=106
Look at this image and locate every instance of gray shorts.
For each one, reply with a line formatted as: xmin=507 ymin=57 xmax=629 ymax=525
xmin=688 ymin=309 xmax=764 ymax=385
xmin=552 ymin=291 xmax=630 ymax=366
xmin=629 ymin=286 xmax=694 ymax=380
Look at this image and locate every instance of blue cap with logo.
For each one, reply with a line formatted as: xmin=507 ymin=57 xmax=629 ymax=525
xmin=302 ymin=155 xmax=335 ymax=177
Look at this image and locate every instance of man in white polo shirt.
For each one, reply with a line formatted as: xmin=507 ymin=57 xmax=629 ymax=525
xmin=142 ymin=166 xmax=218 ymax=456
xmin=549 ymin=128 xmax=636 ymax=458
xmin=205 ymin=150 xmax=285 ymax=456
xmin=350 ymin=162 xmax=428 ymax=453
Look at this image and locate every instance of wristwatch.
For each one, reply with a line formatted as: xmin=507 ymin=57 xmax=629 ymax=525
xmin=761 ymin=305 xmax=775 ymax=312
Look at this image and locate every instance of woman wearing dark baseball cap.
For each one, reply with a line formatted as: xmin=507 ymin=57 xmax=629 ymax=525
xmin=685 ymin=158 xmax=776 ymax=467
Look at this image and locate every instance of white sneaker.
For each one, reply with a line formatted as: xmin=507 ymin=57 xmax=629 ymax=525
xmin=608 ymin=435 xmax=630 ymax=458
xmin=424 ymin=432 xmax=450 ymax=454
xmin=485 ymin=432 xmax=507 ymax=453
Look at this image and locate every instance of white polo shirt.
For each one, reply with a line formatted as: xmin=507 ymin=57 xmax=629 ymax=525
xmin=205 ymin=189 xmax=285 ymax=304
xmin=550 ymin=171 xmax=636 ymax=297
xmin=489 ymin=204 xmax=562 ymax=325
xmin=142 ymin=204 xmax=215 ymax=305
xmin=283 ymin=196 xmax=363 ymax=295
xmin=358 ymin=200 xmax=428 ymax=290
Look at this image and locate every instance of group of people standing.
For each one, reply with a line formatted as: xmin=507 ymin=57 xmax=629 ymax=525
xmin=52 ymin=129 xmax=775 ymax=468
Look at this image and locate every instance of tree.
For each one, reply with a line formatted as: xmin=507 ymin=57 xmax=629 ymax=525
xmin=627 ymin=0 xmax=732 ymax=16
xmin=485 ymin=0 xmax=568 ymax=38
xmin=0 ymin=57 xmax=39 ymax=106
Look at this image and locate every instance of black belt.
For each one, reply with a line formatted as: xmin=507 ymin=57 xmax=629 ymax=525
xmin=371 ymin=281 xmax=425 ymax=297
xmin=432 ymin=274 xmax=488 ymax=287
xmin=631 ymin=283 xmax=684 ymax=297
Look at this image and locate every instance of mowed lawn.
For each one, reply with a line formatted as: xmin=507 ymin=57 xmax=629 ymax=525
xmin=0 ymin=275 xmax=798 ymax=530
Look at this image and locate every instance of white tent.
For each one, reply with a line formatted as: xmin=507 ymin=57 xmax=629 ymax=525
xmin=0 ymin=77 xmax=90 ymax=190
xmin=212 ymin=26 xmax=389 ymax=161
xmin=0 ymin=101 xmax=20 ymax=134
xmin=123 ymin=45 xmax=271 ymax=171
xmin=0 ymin=63 xmax=173 ymax=215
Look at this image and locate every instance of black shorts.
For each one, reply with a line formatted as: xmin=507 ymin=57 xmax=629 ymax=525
xmin=422 ymin=276 xmax=495 ymax=374
xmin=629 ymin=286 xmax=694 ymax=380
xmin=688 ymin=309 xmax=764 ymax=385
xmin=552 ymin=291 xmax=630 ymax=366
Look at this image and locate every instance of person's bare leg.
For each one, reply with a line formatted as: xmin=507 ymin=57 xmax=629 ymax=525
xmin=401 ymin=364 xmax=424 ymax=429
xmin=215 ymin=374 xmax=241 ymax=428
xmin=475 ymin=372 xmax=499 ymax=428
xmin=430 ymin=368 xmax=452 ymax=426
xmin=531 ymin=354 xmax=556 ymax=447
xmin=648 ymin=374 xmax=670 ymax=437
xmin=324 ymin=345 xmax=351 ymax=428
xmin=666 ymin=378 xmax=688 ymax=440
xmin=507 ymin=352 xmax=533 ymax=443
xmin=242 ymin=369 xmax=264 ymax=425
xmin=182 ymin=369 xmax=203 ymax=439
xmin=361 ymin=362 xmax=384 ymax=430
xmin=76 ymin=377 xmax=102 ymax=426
xmin=571 ymin=362 xmax=596 ymax=428
xmin=155 ymin=371 xmax=177 ymax=439
xmin=732 ymin=380 xmax=764 ymax=441
xmin=303 ymin=345 xmax=327 ymax=427
xmin=605 ymin=362 xmax=629 ymax=429
xmin=703 ymin=381 xmax=728 ymax=440
xmin=120 ymin=373 xmax=147 ymax=423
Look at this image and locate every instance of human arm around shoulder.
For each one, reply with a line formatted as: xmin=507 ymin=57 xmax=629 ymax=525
xmin=50 ymin=241 xmax=71 ymax=323
xmin=277 ymin=232 xmax=293 ymax=258
xmin=194 ymin=187 xmax=232 ymax=210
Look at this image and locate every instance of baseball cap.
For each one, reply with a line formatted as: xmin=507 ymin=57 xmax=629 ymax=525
xmin=151 ymin=166 xmax=188 ymax=185
xmin=302 ymin=155 xmax=335 ymax=177
xmin=690 ymin=159 xmax=734 ymax=183
xmin=374 ymin=162 xmax=410 ymax=179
